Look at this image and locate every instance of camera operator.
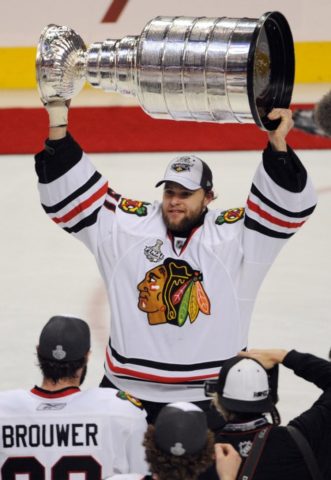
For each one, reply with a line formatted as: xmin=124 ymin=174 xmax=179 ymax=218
xmin=201 ymin=348 xmax=331 ymax=480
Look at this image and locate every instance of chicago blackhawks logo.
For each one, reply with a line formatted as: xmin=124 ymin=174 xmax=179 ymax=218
xmin=119 ymin=198 xmax=150 ymax=216
xmin=215 ymin=207 xmax=245 ymax=225
xmin=116 ymin=390 xmax=144 ymax=410
xmin=137 ymin=258 xmax=210 ymax=326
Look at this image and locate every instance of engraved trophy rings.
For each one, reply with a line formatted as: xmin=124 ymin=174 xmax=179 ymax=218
xmin=36 ymin=12 xmax=294 ymax=130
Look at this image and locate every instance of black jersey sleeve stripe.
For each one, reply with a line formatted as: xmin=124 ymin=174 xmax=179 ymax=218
xmin=112 ymin=374 xmax=208 ymax=386
xmin=251 ymin=184 xmax=316 ymax=218
xmin=105 ymin=200 xmax=116 ymax=212
xmin=42 ymin=172 xmax=102 ymax=214
xmin=108 ymin=188 xmax=121 ymax=201
xmin=63 ymin=206 xmax=101 ymax=234
xmin=35 ymin=133 xmax=83 ymax=184
xmin=109 ymin=340 xmax=225 ymax=371
xmin=244 ymin=215 xmax=295 ymax=239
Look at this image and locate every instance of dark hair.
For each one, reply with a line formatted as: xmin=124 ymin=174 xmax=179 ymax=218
xmin=143 ymin=424 xmax=215 ymax=480
xmin=37 ymin=351 xmax=87 ymax=383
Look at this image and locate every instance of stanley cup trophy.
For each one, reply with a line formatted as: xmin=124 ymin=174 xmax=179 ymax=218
xmin=36 ymin=11 xmax=294 ymax=130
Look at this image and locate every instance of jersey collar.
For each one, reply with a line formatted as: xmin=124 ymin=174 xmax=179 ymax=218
xmin=31 ymin=385 xmax=81 ymax=398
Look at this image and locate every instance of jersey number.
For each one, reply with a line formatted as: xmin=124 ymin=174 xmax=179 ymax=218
xmin=2 ymin=455 xmax=101 ymax=479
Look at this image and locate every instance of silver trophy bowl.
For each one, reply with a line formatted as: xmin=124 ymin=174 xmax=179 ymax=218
xmin=36 ymin=12 xmax=294 ymax=130
xmin=36 ymin=24 xmax=87 ymax=102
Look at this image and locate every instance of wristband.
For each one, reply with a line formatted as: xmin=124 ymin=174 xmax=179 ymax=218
xmin=45 ymin=101 xmax=69 ymax=128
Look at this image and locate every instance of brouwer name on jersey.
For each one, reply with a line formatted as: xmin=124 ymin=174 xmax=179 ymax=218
xmin=137 ymin=258 xmax=210 ymax=326
xmin=215 ymin=207 xmax=245 ymax=225
xmin=2 ymin=423 xmax=98 ymax=448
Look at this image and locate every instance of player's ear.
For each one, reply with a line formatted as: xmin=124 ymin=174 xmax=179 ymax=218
xmin=204 ymin=190 xmax=215 ymax=205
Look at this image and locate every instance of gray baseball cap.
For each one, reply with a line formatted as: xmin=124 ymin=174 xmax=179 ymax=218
xmin=155 ymin=155 xmax=213 ymax=191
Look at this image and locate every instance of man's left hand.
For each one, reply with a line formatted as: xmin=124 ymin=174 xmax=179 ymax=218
xmin=267 ymin=108 xmax=294 ymax=152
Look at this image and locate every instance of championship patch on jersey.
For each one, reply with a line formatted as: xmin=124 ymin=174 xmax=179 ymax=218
xmin=137 ymin=257 xmax=210 ymax=327
xmin=215 ymin=207 xmax=245 ymax=225
xmin=119 ymin=198 xmax=150 ymax=216
xmin=144 ymin=239 xmax=165 ymax=263
xmin=116 ymin=390 xmax=144 ymax=410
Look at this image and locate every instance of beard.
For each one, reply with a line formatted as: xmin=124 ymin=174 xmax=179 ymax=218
xmin=162 ymin=207 xmax=205 ymax=234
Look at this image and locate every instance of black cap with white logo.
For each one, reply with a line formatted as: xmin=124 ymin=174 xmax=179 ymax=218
xmin=154 ymin=402 xmax=208 ymax=456
xmin=38 ymin=315 xmax=91 ymax=362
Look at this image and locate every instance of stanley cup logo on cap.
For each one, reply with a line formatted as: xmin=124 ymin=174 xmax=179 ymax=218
xmin=52 ymin=345 xmax=67 ymax=360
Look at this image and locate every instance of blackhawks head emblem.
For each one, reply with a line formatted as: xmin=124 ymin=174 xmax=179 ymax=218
xmin=137 ymin=258 xmax=210 ymax=327
xmin=215 ymin=207 xmax=245 ymax=225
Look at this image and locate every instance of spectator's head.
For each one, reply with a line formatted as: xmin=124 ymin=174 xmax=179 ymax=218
xmin=37 ymin=315 xmax=91 ymax=384
xmin=211 ymin=356 xmax=274 ymax=421
xmin=315 ymin=89 xmax=331 ymax=137
xmin=143 ymin=402 xmax=214 ymax=480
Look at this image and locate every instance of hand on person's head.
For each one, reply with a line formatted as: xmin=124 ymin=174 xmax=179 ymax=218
xmin=238 ymin=348 xmax=288 ymax=369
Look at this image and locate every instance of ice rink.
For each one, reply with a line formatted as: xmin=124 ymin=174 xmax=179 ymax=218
xmin=1 ymin=142 xmax=330 ymax=425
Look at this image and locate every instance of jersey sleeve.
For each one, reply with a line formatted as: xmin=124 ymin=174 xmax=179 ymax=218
xmin=235 ymin=144 xmax=317 ymax=328
xmin=125 ymin=417 xmax=149 ymax=475
xmin=244 ymin=143 xmax=317 ymax=262
xmin=35 ymin=133 xmax=121 ymax=255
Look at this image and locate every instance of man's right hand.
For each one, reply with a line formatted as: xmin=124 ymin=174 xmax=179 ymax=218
xmin=238 ymin=348 xmax=288 ymax=370
xmin=44 ymin=99 xmax=71 ymax=140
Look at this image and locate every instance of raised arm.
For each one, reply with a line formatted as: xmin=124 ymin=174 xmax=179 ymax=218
xmin=35 ymin=99 xmax=115 ymax=255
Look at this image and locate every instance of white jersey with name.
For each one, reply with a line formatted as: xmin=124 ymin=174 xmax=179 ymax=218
xmin=36 ymin=137 xmax=317 ymax=402
xmin=0 ymin=386 xmax=148 ymax=480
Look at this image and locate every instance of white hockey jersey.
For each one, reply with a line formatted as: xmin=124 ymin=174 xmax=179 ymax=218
xmin=36 ymin=136 xmax=317 ymax=402
xmin=0 ymin=386 xmax=148 ymax=479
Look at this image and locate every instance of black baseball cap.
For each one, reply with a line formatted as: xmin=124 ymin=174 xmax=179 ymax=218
xmin=155 ymin=155 xmax=213 ymax=191
xmin=38 ymin=315 xmax=91 ymax=362
xmin=154 ymin=402 xmax=208 ymax=456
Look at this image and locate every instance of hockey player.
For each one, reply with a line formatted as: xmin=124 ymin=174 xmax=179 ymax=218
xmin=35 ymin=104 xmax=317 ymax=424
xmin=0 ymin=315 xmax=148 ymax=480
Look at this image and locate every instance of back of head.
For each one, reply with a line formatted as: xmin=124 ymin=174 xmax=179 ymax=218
xmin=154 ymin=402 xmax=208 ymax=456
xmin=144 ymin=402 xmax=214 ymax=480
xmin=38 ymin=315 xmax=91 ymax=362
xmin=216 ymin=356 xmax=273 ymax=415
xmin=315 ymin=90 xmax=331 ymax=137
